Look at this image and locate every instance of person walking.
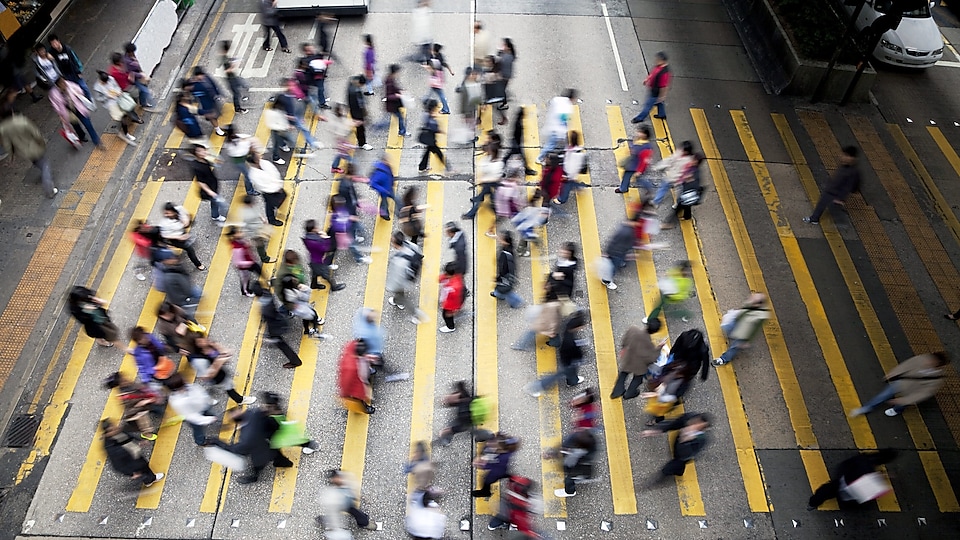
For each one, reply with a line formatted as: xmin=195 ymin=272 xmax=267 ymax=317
xmin=49 ymin=77 xmax=103 ymax=149
xmin=598 ymin=217 xmax=638 ymax=290
xmin=318 ymin=470 xmax=377 ymax=532
xmin=47 ymin=34 xmax=90 ymax=99
xmin=166 ymin=373 xmax=219 ymax=446
xmin=274 ymin=79 xmax=324 ymax=150
xmin=377 ymin=64 xmax=408 ymax=137
xmin=546 ymin=242 xmax=578 ymax=299
xmin=462 ymin=134 xmax=504 ymax=220
xmin=246 ymin=152 xmax=287 ymax=226
xmin=631 ymin=51 xmax=671 ymax=124
xmin=255 ymin=288 xmax=305 ymax=368
xmin=190 ymin=144 xmax=227 ymax=223
xmin=661 ymin=152 xmax=705 ymax=228
xmin=277 ymin=252 xmax=325 ymax=337
xmin=418 ymin=99 xmax=450 ymax=175
xmin=225 ymin=403 xmax=293 ymax=484
xmin=616 ymin=125 xmax=655 ymax=194
xmin=93 ymin=70 xmax=141 ymax=145
xmin=803 ymin=145 xmax=861 ymax=225
xmin=129 ymin=326 xmax=178 ymax=384
xmin=524 ymin=310 xmax=588 ymax=396
xmin=185 ymin=332 xmax=257 ymax=406
xmin=331 ymin=193 xmax=372 ymax=265
xmin=491 ymin=230 xmax=523 ymax=308
xmin=227 ymin=227 xmax=263 ymax=297
xmin=31 ymin=44 xmax=61 ymax=91
xmin=711 ymin=293 xmax=769 ymax=367
xmin=156 ymin=252 xmax=202 ymax=320
xmin=640 ymin=412 xmax=711 ymax=482
xmin=849 ymin=352 xmax=950 ymax=417
xmin=491 ymin=168 xmax=525 ymax=239
xmin=68 ymin=286 xmax=122 ymax=348
xmin=347 ymin=75 xmax=373 ymax=151
xmin=104 ymin=372 xmax=163 ymax=440
xmin=502 ymin=105 xmax=536 ymax=176
xmin=807 ymin=450 xmax=897 ymax=510
xmin=435 ymin=381 xmax=488 ymax=446
xmin=537 ymin=89 xmax=575 ymax=163
xmin=455 ymin=67 xmax=483 ymax=144
xmin=399 ymin=185 xmax=427 ymax=244
xmin=445 ymin=221 xmax=468 ymax=276
xmin=387 ymin=231 xmax=427 ymax=324
xmin=259 ymin=0 xmax=291 ymax=53
xmin=302 ymin=219 xmax=346 ymax=291
xmin=611 ymin=318 xmax=662 ymax=399
xmin=552 ymin=427 xmax=599 ymax=499
xmin=100 ymin=419 xmax=164 ymax=487
xmin=424 ymin=56 xmax=450 ymax=115
xmin=338 ymin=339 xmax=376 ymax=414
xmin=362 ymin=34 xmax=378 ymax=95
xmin=650 ymin=140 xmax=695 ymax=207
xmin=473 ymin=21 xmax=493 ymax=68
xmin=497 ymin=38 xmax=516 ymax=110
xmin=219 ymin=40 xmax=249 ymax=114
xmin=353 ymin=308 xmax=386 ymax=367
xmin=239 ymin=195 xmax=274 ymax=263
xmin=642 ymin=260 xmax=694 ymax=323
xmin=122 ymin=42 xmax=157 ymax=110
xmin=301 ymin=43 xmax=333 ymax=110
xmin=472 ymin=433 xmax=519 ymax=498
xmin=174 ymin=90 xmax=205 ymax=141
xmin=187 ymin=66 xmax=224 ymax=136
xmin=439 ymin=262 xmax=465 ymax=333
xmin=158 ymin=201 xmax=205 ymax=269
xmin=410 ymin=0 xmax=433 ymax=64
xmin=368 ymin=155 xmax=396 ymax=220
xmin=0 ymin=109 xmax=57 ymax=197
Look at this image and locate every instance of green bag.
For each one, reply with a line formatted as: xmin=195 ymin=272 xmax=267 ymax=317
xmin=269 ymin=416 xmax=309 ymax=449
xmin=470 ymin=396 xmax=492 ymax=426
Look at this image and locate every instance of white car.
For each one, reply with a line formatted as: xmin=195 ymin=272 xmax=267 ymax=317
xmin=845 ymin=0 xmax=944 ymax=67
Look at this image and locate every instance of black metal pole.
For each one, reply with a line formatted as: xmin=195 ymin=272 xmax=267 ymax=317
xmin=812 ymin=0 xmax=869 ymax=104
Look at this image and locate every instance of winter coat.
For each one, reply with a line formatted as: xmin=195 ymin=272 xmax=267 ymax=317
xmin=162 ymin=264 xmax=198 ymax=309
xmin=670 ymin=329 xmax=710 ymax=384
xmin=104 ymin=431 xmax=149 ymax=477
xmin=727 ymin=306 xmax=769 ymax=342
xmin=654 ymin=413 xmax=709 ymax=463
xmin=385 ymin=76 xmax=402 ymax=113
xmin=93 ymin=75 xmax=126 ymax=122
xmin=448 ymin=230 xmax=468 ymax=275
xmin=824 ymin=163 xmax=861 ymax=199
xmin=368 ymin=160 xmax=395 ymax=198
xmin=175 ymin=103 xmax=203 ymax=138
xmin=231 ymin=408 xmax=278 ymax=467
xmin=348 ymin=83 xmax=366 ymax=119
xmin=338 ymin=340 xmax=371 ymax=402
xmin=494 ymin=179 xmax=525 ymax=218
xmin=132 ymin=333 xmax=167 ymax=381
xmin=547 ymin=258 xmax=577 ymax=299
xmin=259 ymin=0 xmax=279 ymax=26
xmin=619 ymin=325 xmax=659 ymax=375
xmin=190 ymin=75 xmax=221 ymax=116
xmin=439 ymin=273 xmax=465 ymax=312
xmin=886 ymin=354 xmax=947 ymax=406
xmin=496 ymin=246 xmax=517 ymax=290
xmin=302 ymin=231 xmax=334 ymax=265
xmin=168 ymin=384 xmax=217 ymax=426
xmin=605 ymin=222 xmax=636 ymax=261
xmin=0 ymin=115 xmax=46 ymax=161
xmin=386 ymin=244 xmax=415 ymax=293
xmin=68 ymin=298 xmax=113 ymax=340
xmin=353 ymin=308 xmax=384 ymax=356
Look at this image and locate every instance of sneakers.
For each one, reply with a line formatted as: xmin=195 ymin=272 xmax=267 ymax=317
xmin=439 ymin=325 xmax=455 ymax=333
xmin=212 ymin=216 xmax=226 ymax=222
xmin=302 ymin=441 xmax=319 ymax=454
xmin=569 ymin=376 xmax=585 ymax=386
xmin=884 ymin=408 xmax=899 ymax=417
xmin=389 ymin=297 xmax=406 ymax=310
xmin=135 ymin=272 xmax=146 ymax=281
xmin=410 ymin=315 xmax=424 ymax=325
xmin=640 ymin=317 xmax=648 ymax=325
xmin=48 ymin=187 xmax=59 ymax=198
xmin=521 ymin=250 xmax=531 ymax=257
xmin=355 ymin=236 xmax=365 ymax=243
xmin=122 ymin=133 xmax=137 ymax=145
xmin=280 ymin=145 xmax=292 ymax=152
xmin=311 ymin=141 xmax=325 ymax=149
xmin=602 ymin=280 xmax=618 ymax=290
xmin=241 ymin=396 xmax=257 ymax=405
xmin=274 ymin=158 xmax=286 ymax=165
xmin=485 ymin=231 xmax=497 ymax=238
xmin=554 ymin=488 xmax=576 ymax=498
xmin=140 ymin=433 xmax=157 ymax=441
xmin=711 ymin=357 xmax=727 ymax=367
xmin=332 ymin=283 xmax=346 ymax=291
xmin=215 ymin=127 xmax=225 ymax=136
xmin=849 ymin=407 xmax=868 ymax=417
xmin=237 ymin=108 xmax=249 ymax=115
xmin=361 ymin=143 xmax=374 ymax=151
xmin=802 ymin=216 xmax=819 ymax=224
xmin=143 ymin=472 xmax=164 ymax=487
xmin=523 ymin=383 xmax=542 ymax=397
xmin=359 ymin=256 xmax=372 ymax=264
xmin=329 ymin=264 xmax=339 ymax=270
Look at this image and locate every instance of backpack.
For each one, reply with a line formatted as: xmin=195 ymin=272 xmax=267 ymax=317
xmin=470 ymin=396 xmax=491 ymax=425
xmin=403 ymin=242 xmax=424 ymax=281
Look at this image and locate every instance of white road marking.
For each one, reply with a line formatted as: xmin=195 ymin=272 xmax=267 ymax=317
xmin=935 ymin=60 xmax=960 ymax=67
xmin=601 ymin=2 xmax=629 ymax=92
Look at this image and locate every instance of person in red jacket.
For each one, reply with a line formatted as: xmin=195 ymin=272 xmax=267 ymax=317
xmin=439 ymin=262 xmax=465 ymax=333
xmin=616 ymin=124 xmax=656 ymax=194
xmin=338 ymin=339 xmax=375 ymax=414
xmin=539 ymin=152 xmax=563 ymax=203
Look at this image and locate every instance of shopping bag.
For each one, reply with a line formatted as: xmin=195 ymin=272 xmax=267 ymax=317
xmin=643 ymin=397 xmax=675 ymax=417
xmin=270 ymin=418 xmax=310 ymax=449
xmin=203 ymin=445 xmax=246 ymax=470
xmin=400 ymin=93 xmax=416 ymax=112
xmin=843 ymin=472 xmax=892 ymax=503
xmin=60 ymin=127 xmax=82 ymax=149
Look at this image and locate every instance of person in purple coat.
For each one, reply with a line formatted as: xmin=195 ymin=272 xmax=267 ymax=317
xmin=302 ymin=219 xmax=346 ymax=291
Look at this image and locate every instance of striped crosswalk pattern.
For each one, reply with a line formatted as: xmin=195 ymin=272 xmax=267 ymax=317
xmin=26 ymin=97 xmax=960 ymax=538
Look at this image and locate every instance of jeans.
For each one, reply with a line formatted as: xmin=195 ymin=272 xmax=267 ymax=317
xmin=292 ymin=117 xmax=319 ymax=147
xmin=861 ymin=381 xmax=903 ymax=414
xmin=427 ymin=87 xmax=450 ymax=113
xmin=377 ymin=193 xmax=394 ymax=218
xmin=355 ymin=123 xmax=367 ymax=146
xmin=263 ymin=25 xmax=288 ymax=49
xmin=463 ymin=183 xmax=499 ymax=219
xmin=227 ymin=77 xmax=248 ymax=109
xmin=272 ymin=336 xmax=302 ymax=366
xmin=492 ymin=287 xmax=523 ymax=309
xmin=207 ymin=196 xmax=226 ymax=219
xmin=632 ymin=94 xmax=664 ymax=123
xmin=718 ymin=319 xmax=744 ymax=364
xmin=393 ymin=109 xmax=407 ymax=135
xmin=188 ymin=414 xmax=213 ymax=445
xmin=619 ymin=170 xmax=654 ymax=193
xmin=530 ymin=362 xmax=581 ymax=393
xmin=262 ymin=190 xmax=287 ymax=223
xmin=271 ymin=130 xmax=295 ymax=161
xmin=652 ymin=181 xmax=676 ymax=206
xmin=313 ymin=79 xmax=327 ymax=107
xmin=557 ymin=180 xmax=588 ymax=204
xmin=133 ymin=80 xmax=154 ymax=107
xmin=537 ymin=131 xmax=565 ymax=162
xmin=230 ymin=159 xmax=256 ymax=194
xmin=33 ymin=156 xmax=55 ymax=197
xmin=77 ymin=115 xmax=101 ymax=146
xmin=809 ymin=192 xmax=840 ymax=221
xmin=68 ymin=75 xmax=92 ymax=101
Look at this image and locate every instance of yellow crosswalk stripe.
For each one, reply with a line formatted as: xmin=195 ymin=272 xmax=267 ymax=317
xmin=920 ymin=126 xmax=960 ymax=247
xmin=569 ymin=106 xmax=636 ymax=515
xmin=691 ymin=108 xmax=837 ymax=510
xmin=474 ymin=104 xmax=501 ymax=516
xmin=610 ymin=110 xmax=705 ymax=516
xmin=730 ymin=110 xmax=898 ymax=512
xmin=773 ymin=113 xmax=959 ymax=512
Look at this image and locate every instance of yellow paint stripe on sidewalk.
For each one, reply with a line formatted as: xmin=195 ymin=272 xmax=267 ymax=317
xmin=198 ymin=180 xmax=296 ymax=512
xmin=925 ymin=126 xmax=960 ymax=247
xmin=775 ymin=114 xmax=959 ymax=512
xmin=691 ymin=109 xmax=835 ymax=509
xmin=618 ymin=111 xmax=707 ymax=515
xmin=27 ymin=180 xmax=160 ymax=490
xmin=731 ymin=110 xmax=897 ymax=512
xmin=570 ymin=106 xmax=636 ymax=515
xmin=340 ymin=121 xmax=404 ymax=489
xmin=474 ymin=104 xmax=501 ymax=516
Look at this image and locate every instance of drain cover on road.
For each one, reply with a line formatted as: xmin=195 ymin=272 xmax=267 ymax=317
xmin=3 ymin=415 xmax=39 ymax=447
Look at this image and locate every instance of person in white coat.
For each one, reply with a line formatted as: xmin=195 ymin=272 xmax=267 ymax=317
xmin=317 ymin=470 xmax=376 ymax=537
xmin=166 ymin=373 xmax=218 ymax=446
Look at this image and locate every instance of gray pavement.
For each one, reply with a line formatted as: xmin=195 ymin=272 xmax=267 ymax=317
xmin=3 ymin=1 xmax=960 ymax=539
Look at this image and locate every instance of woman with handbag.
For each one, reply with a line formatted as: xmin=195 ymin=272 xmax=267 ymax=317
xmin=68 ymin=286 xmax=123 ymax=348
xmin=661 ymin=152 xmax=705 ymax=229
xmin=49 ymin=77 xmax=103 ymax=149
xmin=227 ymin=226 xmax=263 ymax=297
xmin=399 ymin=186 xmax=427 ymax=244
xmin=491 ymin=231 xmax=523 ymax=309
xmin=93 ymin=70 xmax=141 ymax=145
xmin=417 ymin=99 xmax=449 ymax=175
xmin=129 ymin=326 xmax=178 ymax=385
xmin=159 ymin=201 xmax=205 ymax=270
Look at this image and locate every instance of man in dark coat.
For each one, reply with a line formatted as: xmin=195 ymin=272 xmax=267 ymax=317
xmin=347 ymin=75 xmax=371 ymax=150
xmin=102 ymin=419 xmax=163 ymax=486
xmin=803 ymin=145 xmax=861 ymax=225
xmin=228 ymin=401 xmax=291 ymax=484
xmin=641 ymin=412 xmax=711 ymax=480
xmin=445 ymin=221 xmax=468 ymax=276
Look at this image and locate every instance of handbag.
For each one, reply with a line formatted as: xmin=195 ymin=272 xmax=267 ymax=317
xmin=117 ymin=92 xmax=137 ymax=113
xmin=153 ymin=355 xmax=176 ymax=380
xmin=644 ymin=397 xmax=675 ymax=417
xmin=843 ymin=472 xmax=892 ymax=503
xmin=679 ymin=187 xmax=701 ymax=206
xmin=417 ymin=128 xmax=436 ymax=146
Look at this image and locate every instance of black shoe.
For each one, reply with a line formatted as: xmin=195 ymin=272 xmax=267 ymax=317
xmin=653 ymin=114 xmax=666 ymax=119
xmin=462 ymin=213 xmax=475 ymax=220
xmin=471 ymin=489 xmax=491 ymax=498
xmin=630 ymin=117 xmax=642 ymax=124
xmin=331 ymin=283 xmax=346 ymax=292
xmin=380 ymin=214 xmax=391 ymax=221
xmin=268 ymin=219 xmax=284 ymax=226
xmin=364 ymin=404 xmax=376 ymax=414
xmin=237 ymin=475 xmax=258 ymax=484
xmin=282 ymin=362 xmax=301 ymax=369
xmin=614 ymin=188 xmax=624 ymax=194
xmin=274 ymin=459 xmax=294 ymax=468
xmin=524 ymin=168 xmax=537 ymax=176
xmin=311 ymin=283 xmax=327 ymax=290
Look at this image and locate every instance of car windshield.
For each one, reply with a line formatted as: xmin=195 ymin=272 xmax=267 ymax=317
xmin=873 ymin=0 xmax=932 ymax=18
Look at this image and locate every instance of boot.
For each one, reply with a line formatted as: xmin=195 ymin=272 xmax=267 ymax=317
xmin=622 ymin=375 xmax=645 ymax=400
xmin=610 ymin=372 xmax=628 ymax=399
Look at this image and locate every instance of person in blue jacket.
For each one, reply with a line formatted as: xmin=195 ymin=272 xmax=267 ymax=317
xmin=368 ymin=156 xmax=396 ymax=220
xmin=188 ymin=66 xmax=224 ymax=136
xmin=175 ymin=90 xmax=204 ymax=140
